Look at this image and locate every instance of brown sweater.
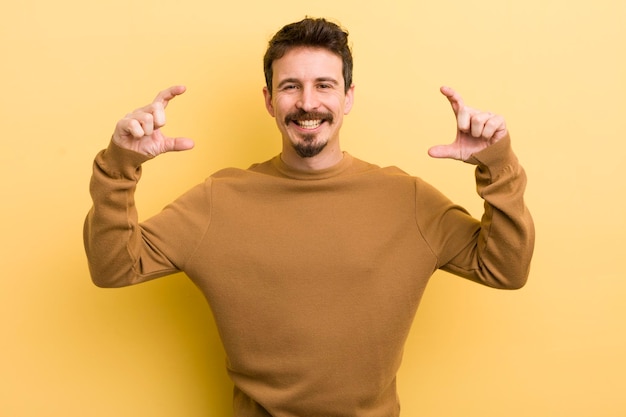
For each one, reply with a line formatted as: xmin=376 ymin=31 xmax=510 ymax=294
xmin=84 ymin=135 xmax=534 ymax=417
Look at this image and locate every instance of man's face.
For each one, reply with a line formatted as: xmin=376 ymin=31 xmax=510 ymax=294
xmin=263 ymin=47 xmax=354 ymax=159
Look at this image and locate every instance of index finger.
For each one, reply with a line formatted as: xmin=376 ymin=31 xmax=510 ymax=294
xmin=440 ymin=85 xmax=465 ymax=115
xmin=153 ymin=85 xmax=187 ymax=108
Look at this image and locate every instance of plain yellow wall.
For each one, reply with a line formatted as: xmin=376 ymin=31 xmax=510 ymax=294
xmin=2 ymin=0 xmax=625 ymax=416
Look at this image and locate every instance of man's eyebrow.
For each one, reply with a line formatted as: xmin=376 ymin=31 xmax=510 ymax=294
xmin=276 ymin=78 xmax=300 ymax=89
xmin=315 ymin=77 xmax=339 ymax=85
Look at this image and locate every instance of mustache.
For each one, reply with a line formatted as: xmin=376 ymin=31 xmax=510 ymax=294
xmin=284 ymin=109 xmax=334 ymax=125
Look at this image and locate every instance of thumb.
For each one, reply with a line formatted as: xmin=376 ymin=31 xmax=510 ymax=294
xmin=164 ymin=136 xmax=195 ymax=153
xmin=427 ymin=144 xmax=458 ymax=160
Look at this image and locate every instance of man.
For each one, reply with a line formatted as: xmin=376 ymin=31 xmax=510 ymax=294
xmin=84 ymin=17 xmax=534 ymax=417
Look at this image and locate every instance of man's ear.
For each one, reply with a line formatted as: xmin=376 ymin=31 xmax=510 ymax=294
xmin=344 ymin=84 xmax=355 ymax=115
xmin=263 ymin=86 xmax=275 ymax=117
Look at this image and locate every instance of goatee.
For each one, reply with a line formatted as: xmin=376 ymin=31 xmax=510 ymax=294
xmin=293 ymin=136 xmax=328 ymax=158
xmin=285 ymin=109 xmax=333 ymax=158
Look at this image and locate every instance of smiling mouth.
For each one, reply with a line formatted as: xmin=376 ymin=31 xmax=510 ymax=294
xmin=286 ymin=111 xmax=333 ymax=130
xmin=295 ymin=119 xmax=323 ymax=129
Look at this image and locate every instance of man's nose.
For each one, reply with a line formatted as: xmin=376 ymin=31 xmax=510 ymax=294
xmin=296 ymin=87 xmax=320 ymax=111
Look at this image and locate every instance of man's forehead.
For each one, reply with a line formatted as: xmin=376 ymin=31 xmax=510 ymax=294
xmin=272 ymin=47 xmax=343 ymax=79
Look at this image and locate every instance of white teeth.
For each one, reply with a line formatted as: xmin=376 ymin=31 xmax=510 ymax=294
xmin=297 ymin=120 xmax=322 ymax=129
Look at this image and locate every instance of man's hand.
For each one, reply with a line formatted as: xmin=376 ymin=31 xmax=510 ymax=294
xmin=112 ymin=86 xmax=194 ymax=156
xmin=428 ymin=86 xmax=507 ymax=161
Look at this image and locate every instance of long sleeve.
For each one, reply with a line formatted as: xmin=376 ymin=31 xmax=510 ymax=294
xmin=83 ymin=141 xmax=186 ymax=287
xmin=418 ymin=134 xmax=535 ymax=289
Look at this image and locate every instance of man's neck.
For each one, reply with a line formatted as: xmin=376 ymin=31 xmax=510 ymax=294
xmin=280 ymin=146 xmax=344 ymax=172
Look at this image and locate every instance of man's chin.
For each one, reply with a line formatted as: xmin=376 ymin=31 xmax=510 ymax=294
xmin=293 ymin=139 xmax=327 ymax=158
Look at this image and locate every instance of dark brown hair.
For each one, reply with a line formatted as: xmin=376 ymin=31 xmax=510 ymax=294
xmin=263 ymin=18 xmax=353 ymax=95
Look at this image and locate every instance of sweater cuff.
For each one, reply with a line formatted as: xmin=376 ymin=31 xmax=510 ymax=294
xmin=97 ymin=139 xmax=154 ymax=180
xmin=465 ymin=134 xmax=518 ymax=173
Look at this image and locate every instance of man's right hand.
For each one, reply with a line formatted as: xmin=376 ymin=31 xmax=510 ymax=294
xmin=112 ymin=86 xmax=194 ymax=156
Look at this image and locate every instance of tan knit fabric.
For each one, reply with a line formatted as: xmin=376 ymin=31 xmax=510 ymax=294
xmin=84 ymin=135 xmax=534 ymax=417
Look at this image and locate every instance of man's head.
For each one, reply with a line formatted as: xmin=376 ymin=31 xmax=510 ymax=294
xmin=263 ymin=18 xmax=353 ymax=96
xmin=262 ymin=18 xmax=355 ymax=168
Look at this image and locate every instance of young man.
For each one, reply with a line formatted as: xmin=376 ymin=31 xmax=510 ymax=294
xmin=84 ymin=18 xmax=534 ymax=417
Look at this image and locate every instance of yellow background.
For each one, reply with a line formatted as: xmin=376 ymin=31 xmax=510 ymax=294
xmin=2 ymin=0 xmax=625 ymax=416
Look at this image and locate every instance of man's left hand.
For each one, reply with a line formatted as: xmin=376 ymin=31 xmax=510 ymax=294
xmin=428 ymin=86 xmax=508 ymax=161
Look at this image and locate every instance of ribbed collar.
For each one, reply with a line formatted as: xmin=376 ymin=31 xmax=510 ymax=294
xmin=270 ymin=152 xmax=355 ymax=180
